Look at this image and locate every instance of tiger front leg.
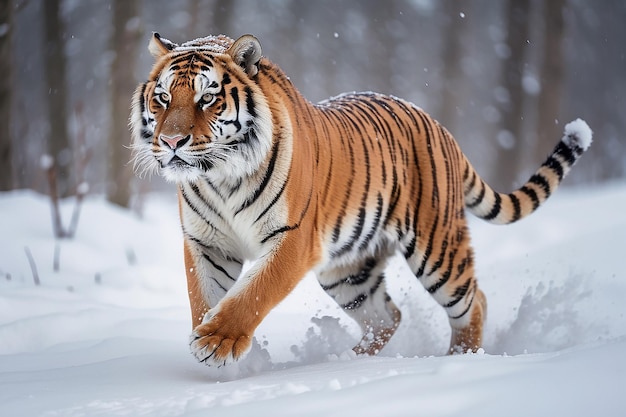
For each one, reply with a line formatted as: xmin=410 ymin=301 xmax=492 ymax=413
xmin=183 ymin=240 xmax=244 ymax=329
xmin=190 ymin=231 xmax=319 ymax=366
xmin=189 ymin=300 xmax=256 ymax=366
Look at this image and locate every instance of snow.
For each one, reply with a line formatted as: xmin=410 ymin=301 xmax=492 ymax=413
xmin=1 ymin=183 xmax=625 ymax=416
xmin=563 ymin=118 xmax=593 ymax=150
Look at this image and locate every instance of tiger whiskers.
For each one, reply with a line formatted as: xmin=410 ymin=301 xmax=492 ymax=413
xmin=129 ymin=143 xmax=160 ymax=179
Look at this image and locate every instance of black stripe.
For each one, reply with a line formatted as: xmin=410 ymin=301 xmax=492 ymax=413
xmin=426 ymin=239 xmax=449 ymax=278
xmin=426 ymin=244 xmax=454 ymax=294
xmin=520 ymin=185 xmax=540 ymax=210
xmin=202 ymin=253 xmax=236 ymax=281
xmin=183 ymin=234 xmax=230 ymax=293
xmin=331 ymin=135 xmax=355 ymax=244
xmin=333 ymin=205 xmax=366 ymax=257
xmin=444 ymin=278 xmax=471 ymax=308
xmin=462 ymin=163 xmax=470 ymax=182
xmin=244 ymin=86 xmax=257 ymax=118
xmin=141 ymin=129 xmax=152 ymax=140
xmin=545 ymin=155 xmax=564 ymax=181
xmin=204 ymin=178 xmax=226 ymax=202
xmin=449 ymin=287 xmax=476 ymax=320
xmin=235 ymin=140 xmax=280 ymax=215
xmin=403 ymin=235 xmax=417 ymax=260
xmin=320 ymin=258 xmax=377 ymax=292
xmin=138 ymin=83 xmax=147 ymax=116
xmin=509 ymin=193 xmax=521 ymax=222
xmin=555 ymin=140 xmax=577 ymax=165
xmin=255 ymin=176 xmax=287 ymax=223
xmin=415 ymin=211 xmax=440 ymax=278
xmin=481 ymin=192 xmax=502 ymax=221
xmin=358 ymin=192 xmax=384 ymax=251
xmin=402 ymin=110 xmax=423 ymax=261
xmin=457 ymin=253 xmax=471 ymax=276
xmin=382 ymin=170 xmax=400 ymax=227
xmin=369 ymin=273 xmax=385 ymax=296
xmin=261 ymin=224 xmax=299 ymax=243
xmin=426 ymin=270 xmax=451 ymax=294
xmin=341 ymin=293 xmax=367 ymax=310
xmin=180 ymin=187 xmax=223 ymax=233
xmin=210 ymin=277 xmax=227 ymax=293
xmin=529 ymin=174 xmax=551 ymax=197
xmin=261 ymin=185 xmax=313 ymax=243
xmin=194 ymin=54 xmax=215 ymax=68
xmin=466 ymin=180 xmax=486 ymax=208
xmin=189 ymin=183 xmax=223 ymax=220
xmin=418 ymin=113 xmax=440 ymax=207
xmin=466 ymin=169 xmax=477 ymax=194
xmin=169 ymin=53 xmax=196 ymax=68
xmin=225 ymin=87 xmax=242 ymax=131
xmin=334 ymin=127 xmax=368 ymax=252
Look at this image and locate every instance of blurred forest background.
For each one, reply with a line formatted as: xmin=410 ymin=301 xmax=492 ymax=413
xmin=1 ymin=0 xmax=624 ymax=210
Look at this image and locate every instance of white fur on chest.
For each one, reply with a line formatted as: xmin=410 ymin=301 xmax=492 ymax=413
xmin=180 ymin=175 xmax=288 ymax=261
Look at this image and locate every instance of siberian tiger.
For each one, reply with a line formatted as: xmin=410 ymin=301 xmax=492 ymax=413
xmin=130 ymin=33 xmax=592 ymax=366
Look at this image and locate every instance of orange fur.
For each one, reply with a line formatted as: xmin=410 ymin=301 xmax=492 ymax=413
xmin=131 ymin=34 xmax=591 ymax=366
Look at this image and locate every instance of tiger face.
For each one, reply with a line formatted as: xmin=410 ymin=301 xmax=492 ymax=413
xmin=130 ymin=34 xmax=272 ymax=184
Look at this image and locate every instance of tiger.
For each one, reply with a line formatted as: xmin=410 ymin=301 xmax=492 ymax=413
xmin=130 ymin=33 xmax=592 ymax=366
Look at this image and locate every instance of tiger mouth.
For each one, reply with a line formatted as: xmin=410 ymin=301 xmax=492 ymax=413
xmin=159 ymin=154 xmax=193 ymax=170
xmin=168 ymin=155 xmax=188 ymax=166
xmin=159 ymin=154 xmax=214 ymax=172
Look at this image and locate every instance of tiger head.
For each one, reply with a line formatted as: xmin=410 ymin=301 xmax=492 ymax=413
xmin=130 ymin=33 xmax=272 ymax=183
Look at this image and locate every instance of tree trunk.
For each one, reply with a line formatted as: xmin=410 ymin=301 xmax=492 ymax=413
xmin=438 ymin=0 xmax=467 ymax=132
xmin=535 ymin=0 xmax=565 ymax=163
xmin=0 ymin=1 xmax=13 ymax=191
xmin=212 ymin=0 xmax=233 ymax=37
xmin=106 ymin=0 xmax=142 ymax=208
xmin=492 ymin=0 xmax=531 ymax=191
xmin=43 ymin=0 xmax=72 ymax=197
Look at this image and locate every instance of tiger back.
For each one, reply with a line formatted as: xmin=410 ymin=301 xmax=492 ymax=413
xmin=130 ymin=34 xmax=592 ymax=366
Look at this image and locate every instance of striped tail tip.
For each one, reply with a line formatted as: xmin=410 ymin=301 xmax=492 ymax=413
xmin=562 ymin=118 xmax=593 ymax=152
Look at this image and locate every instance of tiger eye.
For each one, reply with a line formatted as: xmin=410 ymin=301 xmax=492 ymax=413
xmin=200 ymin=93 xmax=214 ymax=106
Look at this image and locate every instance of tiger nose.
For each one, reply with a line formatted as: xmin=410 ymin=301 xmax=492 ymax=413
xmin=160 ymin=134 xmax=190 ymax=150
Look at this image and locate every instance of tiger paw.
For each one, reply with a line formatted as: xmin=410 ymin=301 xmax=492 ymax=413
xmin=189 ymin=312 xmax=253 ymax=366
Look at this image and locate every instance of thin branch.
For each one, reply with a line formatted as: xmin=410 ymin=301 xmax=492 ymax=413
xmin=24 ymin=246 xmax=40 ymax=286
xmin=67 ymin=103 xmax=91 ymax=239
xmin=67 ymin=183 xmax=87 ymax=238
xmin=42 ymin=155 xmax=66 ymax=239
xmin=53 ymin=242 xmax=61 ymax=272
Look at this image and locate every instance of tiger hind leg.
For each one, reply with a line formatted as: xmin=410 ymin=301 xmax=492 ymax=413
xmin=407 ymin=229 xmax=487 ymax=353
xmin=318 ymin=257 xmax=401 ymax=356
xmin=449 ymin=286 xmax=487 ymax=353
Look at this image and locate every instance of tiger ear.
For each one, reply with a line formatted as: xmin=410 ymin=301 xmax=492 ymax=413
xmin=228 ymin=35 xmax=262 ymax=77
xmin=149 ymin=32 xmax=177 ymax=59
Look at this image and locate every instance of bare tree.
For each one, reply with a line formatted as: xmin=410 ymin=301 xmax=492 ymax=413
xmin=106 ymin=0 xmax=142 ymax=208
xmin=188 ymin=0 xmax=234 ymax=39
xmin=211 ymin=0 xmax=233 ymax=37
xmin=43 ymin=0 xmax=72 ymax=197
xmin=0 ymin=1 xmax=13 ymax=191
xmin=492 ymin=0 xmax=531 ymax=191
xmin=535 ymin=0 xmax=565 ymax=163
xmin=438 ymin=0 xmax=467 ymax=132
xmin=367 ymin=0 xmax=395 ymax=94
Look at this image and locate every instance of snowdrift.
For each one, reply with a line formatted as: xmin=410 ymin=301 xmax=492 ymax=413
xmin=1 ymin=183 xmax=625 ymax=416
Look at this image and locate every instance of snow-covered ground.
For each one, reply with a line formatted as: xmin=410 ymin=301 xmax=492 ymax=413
xmin=1 ymin=182 xmax=625 ymax=416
